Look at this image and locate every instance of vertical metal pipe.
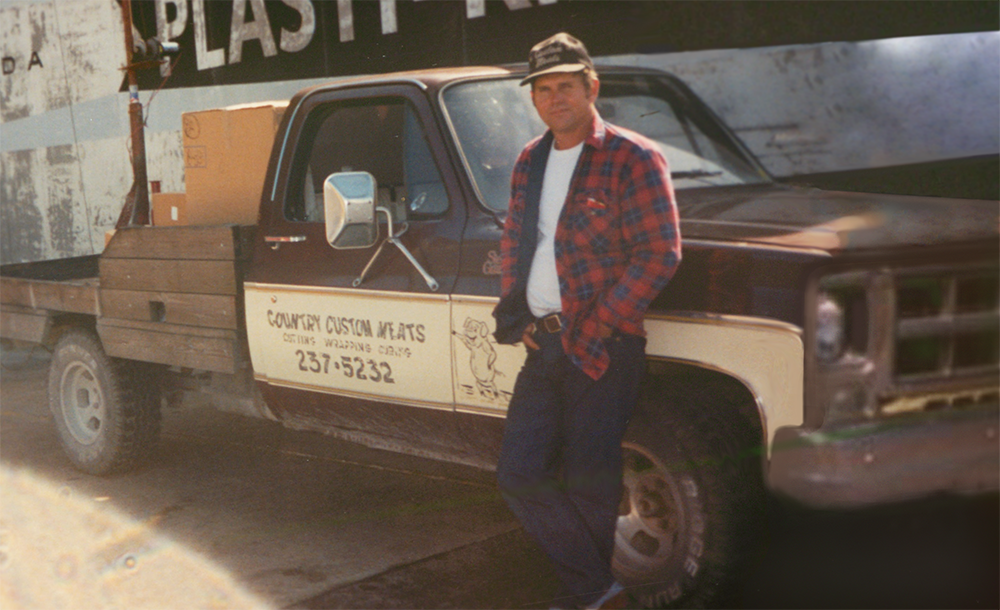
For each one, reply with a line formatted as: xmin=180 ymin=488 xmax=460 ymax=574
xmin=116 ymin=0 xmax=150 ymax=228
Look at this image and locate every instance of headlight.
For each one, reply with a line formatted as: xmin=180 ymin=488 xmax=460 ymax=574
xmin=815 ymin=293 xmax=845 ymax=363
xmin=811 ymin=272 xmax=876 ymax=423
xmin=815 ymin=272 xmax=869 ymax=366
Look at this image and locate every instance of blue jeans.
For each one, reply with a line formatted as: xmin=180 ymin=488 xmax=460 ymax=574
xmin=496 ymin=329 xmax=646 ymax=607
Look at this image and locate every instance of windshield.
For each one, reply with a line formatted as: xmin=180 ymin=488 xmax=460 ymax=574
xmin=442 ymin=73 xmax=770 ymax=212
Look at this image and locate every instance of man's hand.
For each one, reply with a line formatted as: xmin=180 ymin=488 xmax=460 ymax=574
xmin=521 ymin=323 xmax=540 ymax=351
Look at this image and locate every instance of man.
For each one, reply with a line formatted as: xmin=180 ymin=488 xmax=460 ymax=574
xmin=493 ymin=33 xmax=681 ymax=609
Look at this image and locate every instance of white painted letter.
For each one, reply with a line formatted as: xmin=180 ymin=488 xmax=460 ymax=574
xmin=280 ymin=0 xmax=315 ymax=52
xmin=155 ymin=0 xmax=189 ymax=76
xmin=156 ymin=0 xmax=189 ymax=40
xmin=337 ymin=0 xmax=354 ymax=42
xmin=466 ymin=0 xmax=485 ymax=19
xmin=468 ymin=0 xmax=534 ymax=17
xmin=230 ymin=0 xmax=278 ymax=64
xmin=193 ymin=0 xmax=225 ymax=70
xmin=380 ymin=0 xmax=397 ymax=35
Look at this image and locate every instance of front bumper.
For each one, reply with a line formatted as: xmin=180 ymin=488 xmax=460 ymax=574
xmin=768 ymin=405 xmax=999 ymax=508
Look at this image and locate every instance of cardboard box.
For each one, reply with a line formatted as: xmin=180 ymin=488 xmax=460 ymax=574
xmin=104 ymin=230 xmax=116 ymax=247
xmin=182 ymin=101 xmax=288 ymax=225
xmin=152 ymin=192 xmax=187 ymax=226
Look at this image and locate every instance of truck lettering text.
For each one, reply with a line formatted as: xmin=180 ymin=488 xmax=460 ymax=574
xmin=323 ymin=337 xmax=371 ymax=353
xmin=283 ymin=333 xmax=315 ymax=345
xmin=378 ymin=345 xmax=412 ymax=359
xmin=267 ymin=309 xmax=321 ymax=332
xmin=294 ymin=350 xmax=395 ymax=384
xmin=377 ymin=321 xmax=426 ymax=342
xmin=326 ymin=316 xmax=373 ymax=337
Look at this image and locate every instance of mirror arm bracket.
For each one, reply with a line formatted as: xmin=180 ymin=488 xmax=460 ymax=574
xmin=352 ymin=207 xmax=440 ymax=292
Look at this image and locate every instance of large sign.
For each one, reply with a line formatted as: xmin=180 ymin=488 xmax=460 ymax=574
xmin=129 ymin=0 xmax=1000 ymax=90
xmin=133 ymin=0 xmax=541 ymax=89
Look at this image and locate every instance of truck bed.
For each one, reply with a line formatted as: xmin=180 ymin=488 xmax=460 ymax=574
xmin=0 ymin=225 xmax=254 ymax=374
xmin=0 ymin=256 xmax=101 ymax=342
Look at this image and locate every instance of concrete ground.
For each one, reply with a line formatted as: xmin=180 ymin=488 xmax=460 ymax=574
xmin=1 ymin=344 xmax=997 ymax=609
xmin=0 ymin=345 xmax=556 ymax=608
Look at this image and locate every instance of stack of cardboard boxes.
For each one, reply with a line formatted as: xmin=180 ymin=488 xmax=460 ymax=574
xmin=152 ymin=101 xmax=288 ymax=227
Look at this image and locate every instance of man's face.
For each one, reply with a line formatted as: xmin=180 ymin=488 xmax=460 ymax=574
xmin=530 ymin=72 xmax=598 ymax=139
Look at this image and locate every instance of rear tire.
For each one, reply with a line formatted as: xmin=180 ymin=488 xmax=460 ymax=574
xmin=613 ymin=376 xmax=766 ymax=608
xmin=48 ymin=329 xmax=161 ymax=475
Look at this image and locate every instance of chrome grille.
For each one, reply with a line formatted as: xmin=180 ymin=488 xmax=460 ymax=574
xmin=893 ymin=266 xmax=999 ymax=383
xmin=813 ymin=260 xmax=999 ymax=424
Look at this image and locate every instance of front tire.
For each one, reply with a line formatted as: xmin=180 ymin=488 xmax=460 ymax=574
xmin=614 ymin=376 xmax=766 ymax=608
xmin=48 ymin=329 xmax=161 ymax=475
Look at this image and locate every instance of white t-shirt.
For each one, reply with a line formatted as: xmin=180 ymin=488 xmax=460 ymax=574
xmin=526 ymin=141 xmax=583 ymax=318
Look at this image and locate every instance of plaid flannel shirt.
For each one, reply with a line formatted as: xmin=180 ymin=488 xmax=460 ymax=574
xmin=498 ymin=113 xmax=681 ymax=380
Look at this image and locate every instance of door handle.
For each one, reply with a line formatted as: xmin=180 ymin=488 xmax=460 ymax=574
xmin=264 ymin=235 xmax=306 ymax=250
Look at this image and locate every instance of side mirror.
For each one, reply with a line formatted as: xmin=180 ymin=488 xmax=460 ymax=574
xmin=324 ymin=171 xmax=378 ymax=249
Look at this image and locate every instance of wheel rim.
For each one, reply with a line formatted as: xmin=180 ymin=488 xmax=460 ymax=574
xmin=58 ymin=361 xmax=107 ymax=445
xmin=614 ymin=443 xmax=689 ymax=583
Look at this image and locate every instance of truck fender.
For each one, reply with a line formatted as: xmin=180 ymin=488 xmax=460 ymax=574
xmin=643 ymin=312 xmax=804 ymax=458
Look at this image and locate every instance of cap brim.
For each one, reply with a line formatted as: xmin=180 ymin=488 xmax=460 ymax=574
xmin=519 ymin=63 xmax=588 ymax=86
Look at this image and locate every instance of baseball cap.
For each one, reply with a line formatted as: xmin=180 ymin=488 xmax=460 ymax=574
xmin=520 ymin=32 xmax=595 ymax=86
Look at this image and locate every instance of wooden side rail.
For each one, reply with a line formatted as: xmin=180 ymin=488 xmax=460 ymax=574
xmin=97 ymin=224 xmax=255 ymax=373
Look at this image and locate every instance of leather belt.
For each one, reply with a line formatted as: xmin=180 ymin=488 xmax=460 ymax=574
xmin=535 ymin=313 xmax=563 ymax=334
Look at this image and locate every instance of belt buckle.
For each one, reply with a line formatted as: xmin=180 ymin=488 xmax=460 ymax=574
xmin=541 ymin=314 xmax=562 ymax=333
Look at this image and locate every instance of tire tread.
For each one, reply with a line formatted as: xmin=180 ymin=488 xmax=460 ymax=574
xmin=621 ymin=374 xmax=766 ymax=608
xmin=48 ymin=328 xmax=161 ymax=475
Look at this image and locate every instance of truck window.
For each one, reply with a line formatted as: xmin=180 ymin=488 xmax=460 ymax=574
xmin=286 ymin=98 xmax=448 ymax=223
xmin=442 ymin=75 xmax=769 ymax=213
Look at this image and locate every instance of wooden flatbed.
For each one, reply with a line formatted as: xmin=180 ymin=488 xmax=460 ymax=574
xmin=0 ymin=256 xmax=100 ymax=343
xmin=0 ymin=225 xmax=254 ymax=374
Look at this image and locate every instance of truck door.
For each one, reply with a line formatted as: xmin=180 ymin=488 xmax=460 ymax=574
xmin=244 ymin=84 xmax=466 ymax=456
xmin=443 ymin=77 xmax=535 ymax=420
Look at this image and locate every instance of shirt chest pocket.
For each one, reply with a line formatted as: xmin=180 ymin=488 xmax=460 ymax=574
xmin=566 ymin=189 xmax=619 ymax=254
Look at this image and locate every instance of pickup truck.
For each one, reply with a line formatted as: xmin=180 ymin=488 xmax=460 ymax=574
xmin=2 ymin=65 xmax=997 ymax=608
